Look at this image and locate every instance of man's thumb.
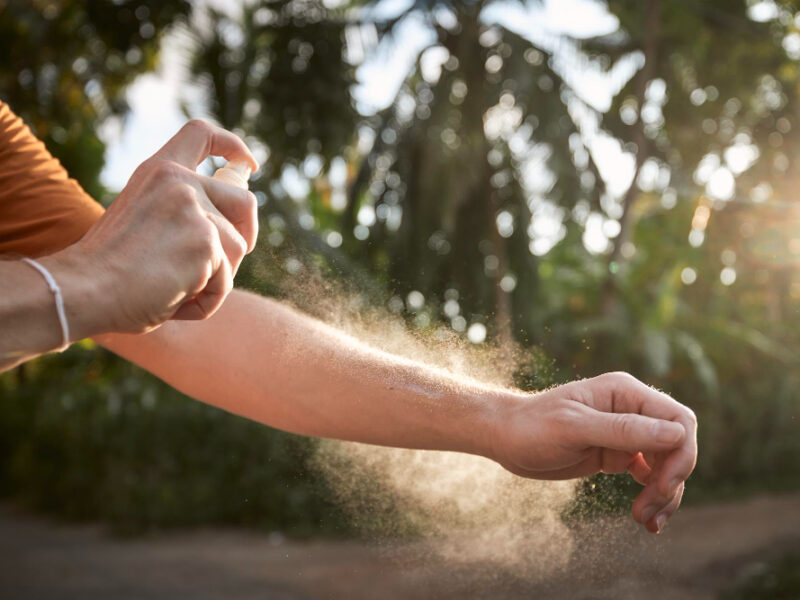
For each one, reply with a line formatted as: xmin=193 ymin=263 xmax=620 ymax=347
xmin=578 ymin=410 xmax=686 ymax=453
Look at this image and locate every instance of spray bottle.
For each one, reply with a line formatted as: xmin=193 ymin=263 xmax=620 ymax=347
xmin=212 ymin=161 xmax=252 ymax=190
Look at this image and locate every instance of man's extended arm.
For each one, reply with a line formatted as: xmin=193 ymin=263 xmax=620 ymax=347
xmin=96 ymin=290 xmax=498 ymax=456
xmin=2 ymin=118 xmax=696 ymax=534
xmin=95 ymin=289 xmax=697 ymax=534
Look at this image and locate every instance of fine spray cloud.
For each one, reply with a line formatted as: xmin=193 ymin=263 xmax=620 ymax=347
xmin=281 ymin=278 xmax=581 ymax=578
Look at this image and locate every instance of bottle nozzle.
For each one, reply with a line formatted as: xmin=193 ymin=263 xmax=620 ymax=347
xmin=213 ymin=161 xmax=252 ymax=190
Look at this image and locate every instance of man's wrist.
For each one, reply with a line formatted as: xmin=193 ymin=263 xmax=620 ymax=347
xmin=470 ymin=387 xmax=520 ymax=463
xmin=38 ymin=246 xmax=115 ymax=342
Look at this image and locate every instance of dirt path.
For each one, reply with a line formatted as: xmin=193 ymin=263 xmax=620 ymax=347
xmin=1 ymin=493 xmax=798 ymax=599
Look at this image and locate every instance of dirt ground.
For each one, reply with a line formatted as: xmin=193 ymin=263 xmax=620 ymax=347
xmin=1 ymin=493 xmax=798 ymax=600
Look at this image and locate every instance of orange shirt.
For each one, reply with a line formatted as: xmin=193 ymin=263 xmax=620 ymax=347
xmin=0 ymin=100 xmax=105 ymax=258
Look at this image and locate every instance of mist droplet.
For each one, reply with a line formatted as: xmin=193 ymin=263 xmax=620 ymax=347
xmin=467 ymin=323 xmax=487 ymax=344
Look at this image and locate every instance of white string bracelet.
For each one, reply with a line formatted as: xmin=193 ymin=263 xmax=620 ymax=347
xmin=21 ymin=257 xmax=71 ymax=353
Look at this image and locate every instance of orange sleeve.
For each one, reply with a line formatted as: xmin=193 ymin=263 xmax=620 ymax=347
xmin=0 ymin=100 xmax=105 ymax=258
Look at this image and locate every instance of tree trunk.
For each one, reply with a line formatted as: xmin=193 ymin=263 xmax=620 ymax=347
xmin=603 ymin=0 xmax=661 ymax=317
xmin=488 ymin=186 xmax=513 ymax=347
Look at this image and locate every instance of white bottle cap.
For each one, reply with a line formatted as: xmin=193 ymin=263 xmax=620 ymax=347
xmin=213 ymin=161 xmax=252 ymax=190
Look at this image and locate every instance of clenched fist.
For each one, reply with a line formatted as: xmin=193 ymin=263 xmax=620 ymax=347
xmin=49 ymin=120 xmax=259 ymax=335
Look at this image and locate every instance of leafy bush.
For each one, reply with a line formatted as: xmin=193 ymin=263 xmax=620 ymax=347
xmin=0 ymin=342 xmax=347 ymax=536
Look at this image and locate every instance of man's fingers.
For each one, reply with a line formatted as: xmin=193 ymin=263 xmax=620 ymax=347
xmin=632 ymin=461 xmax=681 ymax=528
xmin=599 ymin=449 xmax=652 ymax=485
xmin=206 ymin=212 xmax=248 ymax=275
xmin=590 ymin=372 xmax=697 ymax=438
xmin=198 ymin=175 xmax=259 ymax=252
xmin=156 ymin=120 xmax=258 ymax=172
xmin=587 ymin=372 xmax=699 ymax=501
xmin=648 ymin=483 xmax=684 ymax=534
xmin=600 ymin=449 xmax=636 ymax=475
xmin=627 ymin=453 xmax=652 ymax=485
xmin=634 ymin=481 xmax=684 ymax=533
xmin=576 ymin=407 xmax=686 ymax=455
xmin=652 ymin=482 xmax=684 ymax=533
xmin=171 ymin=232 xmax=232 ymax=321
xmin=656 ymin=439 xmax=697 ymax=498
xmin=190 ymin=253 xmax=232 ymax=318
xmin=172 ymin=258 xmax=232 ymax=320
xmin=603 ymin=450 xmax=633 ymax=474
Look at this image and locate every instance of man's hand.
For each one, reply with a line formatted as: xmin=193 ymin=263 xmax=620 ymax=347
xmin=50 ymin=120 xmax=259 ymax=335
xmin=490 ymin=372 xmax=698 ymax=533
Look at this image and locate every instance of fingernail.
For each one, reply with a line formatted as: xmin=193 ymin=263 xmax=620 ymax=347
xmin=641 ymin=506 xmax=657 ymax=524
xmin=656 ymin=422 xmax=684 ymax=444
xmin=655 ymin=513 xmax=667 ymax=533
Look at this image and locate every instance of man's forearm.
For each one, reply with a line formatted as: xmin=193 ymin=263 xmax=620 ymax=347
xmin=1 ymin=251 xmax=107 ymax=371
xmin=95 ymin=289 xmax=505 ymax=458
xmin=95 ymin=289 xmax=698 ymax=535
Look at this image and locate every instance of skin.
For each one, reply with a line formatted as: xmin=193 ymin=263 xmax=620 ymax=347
xmin=1 ymin=120 xmax=698 ymax=534
xmin=0 ymin=120 xmax=258 ymax=368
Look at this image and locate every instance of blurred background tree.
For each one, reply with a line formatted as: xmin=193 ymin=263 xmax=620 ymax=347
xmin=0 ymin=0 xmax=191 ymax=199
xmin=1 ymin=0 xmax=799 ymax=535
xmin=190 ymin=0 xmax=800 ymax=490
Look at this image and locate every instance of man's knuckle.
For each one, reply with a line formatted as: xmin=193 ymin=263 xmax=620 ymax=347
xmin=613 ymin=414 xmax=636 ymax=439
xmin=132 ymin=157 xmax=157 ymax=179
xmin=650 ymin=420 xmax=667 ymax=440
xmin=187 ymin=220 xmax=215 ymax=254
xmin=184 ymin=118 xmax=212 ymax=136
xmin=191 ymin=263 xmax=213 ymax=291
xmin=550 ymin=405 xmax=582 ymax=430
xmin=244 ymin=190 xmax=257 ymax=212
xmin=225 ymin=190 xmax=252 ymax=219
xmin=610 ymin=371 xmax=635 ymax=382
xmin=233 ymin=236 xmax=247 ymax=261
xmin=607 ymin=371 xmax=641 ymax=390
xmin=150 ymin=158 xmax=183 ymax=180
xmin=600 ymin=371 xmax=638 ymax=390
xmin=165 ymin=182 xmax=197 ymax=211
xmin=199 ymin=222 xmax=218 ymax=248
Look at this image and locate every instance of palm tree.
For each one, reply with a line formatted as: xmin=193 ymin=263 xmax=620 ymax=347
xmin=189 ymin=0 xmax=604 ymax=348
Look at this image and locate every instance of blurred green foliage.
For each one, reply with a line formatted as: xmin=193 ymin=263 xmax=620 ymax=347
xmin=1 ymin=0 xmax=800 ymax=534
xmin=0 ymin=343 xmax=347 ymax=536
xmin=0 ymin=0 xmax=191 ymax=199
